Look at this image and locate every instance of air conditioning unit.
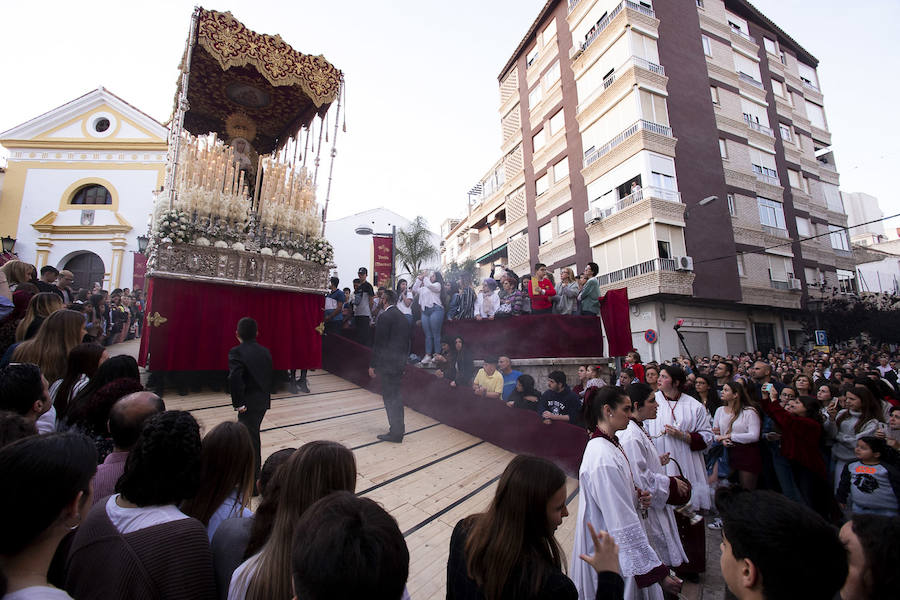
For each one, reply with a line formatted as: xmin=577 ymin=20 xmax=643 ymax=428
xmin=789 ymin=278 xmax=802 ymax=290
xmin=674 ymin=256 xmax=694 ymax=271
xmin=584 ymin=207 xmax=604 ymax=225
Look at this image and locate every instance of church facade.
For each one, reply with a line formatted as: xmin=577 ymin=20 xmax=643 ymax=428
xmin=0 ymin=87 xmax=167 ymax=290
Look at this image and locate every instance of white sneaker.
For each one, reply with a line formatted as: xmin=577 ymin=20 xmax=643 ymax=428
xmin=421 ymin=355 xmax=432 ymax=365
xmin=707 ymin=517 xmax=723 ymax=530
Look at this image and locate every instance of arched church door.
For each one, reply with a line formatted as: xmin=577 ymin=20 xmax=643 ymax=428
xmin=64 ymin=252 xmax=105 ymax=291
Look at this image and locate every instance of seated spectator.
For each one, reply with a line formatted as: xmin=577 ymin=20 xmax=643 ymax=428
xmin=473 ymin=356 xmax=504 ymax=400
xmin=505 ymin=374 xmax=540 ymax=413
xmin=0 ymin=410 xmax=37 ymax=448
xmin=229 ymin=440 xmax=356 ymax=600
xmin=839 ymin=514 xmax=900 ymax=600
xmin=212 ymin=448 xmax=295 ymax=600
xmin=291 ymin=491 xmax=409 ymax=600
xmin=445 ymin=336 xmax=475 ymax=389
xmin=539 ymin=371 xmax=581 ymax=426
xmin=715 ymin=488 xmax=846 ymax=599
xmin=527 ymin=263 xmax=556 ymax=315
xmin=0 ymin=433 xmax=96 ymax=599
xmin=66 ymin=411 xmax=216 ymax=599
xmin=65 ymin=355 xmax=141 ymax=430
xmin=182 ymin=422 xmax=256 ymax=540
xmin=92 ymin=391 xmax=165 ymax=504
xmin=431 ymin=338 xmax=453 ymax=373
xmin=474 ymin=278 xmax=500 ymax=321
xmin=70 ymin=378 xmax=145 ymax=463
xmin=495 ymin=277 xmax=524 ymax=317
xmin=50 ymin=342 xmax=107 ymax=421
xmin=497 ymin=356 xmax=522 ymax=401
xmin=0 ymin=363 xmax=53 ymax=431
xmin=15 ymin=291 xmax=64 ymax=343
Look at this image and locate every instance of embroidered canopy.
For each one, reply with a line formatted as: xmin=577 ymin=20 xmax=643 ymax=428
xmin=174 ymin=8 xmax=342 ymax=155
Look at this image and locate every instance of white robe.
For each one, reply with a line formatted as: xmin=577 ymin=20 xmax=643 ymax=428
xmin=619 ymin=420 xmax=688 ymax=568
xmin=645 ymin=392 xmax=715 ymax=511
xmin=571 ymin=435 xmax=664 ymax=600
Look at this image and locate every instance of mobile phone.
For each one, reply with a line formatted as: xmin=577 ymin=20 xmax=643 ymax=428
xmin=762 ymin=383 xmax=773 ymax=392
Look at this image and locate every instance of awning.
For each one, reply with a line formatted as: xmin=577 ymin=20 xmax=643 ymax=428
xmin=475 ymin=242 xmax=508 ymax=264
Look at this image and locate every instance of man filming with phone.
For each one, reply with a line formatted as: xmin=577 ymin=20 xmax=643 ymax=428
xmin=750 ymin=361 xmax=784 ymax=402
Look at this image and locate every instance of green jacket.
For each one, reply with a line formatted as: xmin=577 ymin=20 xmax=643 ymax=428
xmin=580 ymin=277 xmax=601 ymax=314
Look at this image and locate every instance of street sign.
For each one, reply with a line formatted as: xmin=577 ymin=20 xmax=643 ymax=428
xmin=815 ymin=330 xmax=828 ymax=346
xmin=644 ymin=329 xmax=657 ymax=344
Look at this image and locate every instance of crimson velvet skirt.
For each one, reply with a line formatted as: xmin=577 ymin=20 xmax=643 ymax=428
xmin=728 ymin=442 xmax=762 ymax=473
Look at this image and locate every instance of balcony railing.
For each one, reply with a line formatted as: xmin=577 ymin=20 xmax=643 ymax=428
xmin=581 ymin=56 xmax=666 ymax=109
xmin=597 ymin=257 xmax=682 ymax=286
xmin=581 ymin=1 xmax=654 ymax=52
xmin=743 ymin=115 xmax=773 ymax=136
xmin=729 ymin=26 xmax=757 ymax=44
xmin=752 ymin=164 xmax=780 ymax=186
xmin=568 ymin=0 xmax=581 ymax=12
xmin=585 ymin=186 xmax=682 ymax=222
xmin=584 ymin=119 xmax=673 ymax=167
xmin=738 ymin=71 xmax=764 ymax=89
xmin=770 ymin=280 xmax=791 ymax=291
xmin=801 ymin=78 xmax=820 ymax=92
xmin=762 ymin=225 xmax=789 ymax=238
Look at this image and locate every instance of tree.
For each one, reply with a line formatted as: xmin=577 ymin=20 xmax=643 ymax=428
xmin=800 ymin=290 xmax=900 ymax=345
xmin=394 ymin=216 xmax=438 ymax=281
xmin=444 ymin=259 xmax=478 ymax=286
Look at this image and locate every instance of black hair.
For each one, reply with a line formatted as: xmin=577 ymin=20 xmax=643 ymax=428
xmin=516 ymin=374 xmax=537 ymax=395
xmin=849 ymin=514 xmax=900 ymax=600
xmin=859 ymin=436 xmax=900 ymax=467
xmin=0 ymin=363 xmax=44 ymax=415
xmin=292 ymin=491 xmax=408 ymax=600
xmin=890 ymin=405 xmax=900 ymax=415
xmin=116 ymin=410 xmax=202 ymax=506
xmin=582 ymin=387 xmax=627 ymax=429
xmin=534 ymin=262 xmax=546 ymax=270
xmin=483 ymin=356 xmax=499 ymax=365
xmin=40 ymin=265 xmax=59 ymax=276
xmin=108 ymin=393 xmax=165 ymax=450
xmin=329 ymin=277 xmax=340 ymax=288
xmin=586 ymin=262 xmax=599 ymax=277
xmin=548 ymin=370 xmax=566 ymax=385
xmin=382 ymin=289 xmax=397 ymax=305
xmin=660 ymin=363 xmax=687 ymax=391
xmin=237 ymin=317 xmax=258 ymax=341
xmin=627 ymin=382 xmax=654 ymax=408
xmin=66 ymin=355 xmax=140 ymax=428
xmin=0 ymin=411 xmax=37 ymax=448
xmin=716 ymin=488 xmax=847 ymax=600
xmin=357 ymin=267 xmax=368 ymax=275
xmin=259 ymin=448 xmax=296 ymax=495
xmin=0 ymin=433 xmax=96 ymax=563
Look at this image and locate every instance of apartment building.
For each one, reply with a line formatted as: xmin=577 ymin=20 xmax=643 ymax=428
xmin=441 ymin=0 xmax=855 ymax=359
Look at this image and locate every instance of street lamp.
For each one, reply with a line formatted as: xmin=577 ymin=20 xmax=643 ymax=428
xmin=684 ymin=195 xmax=718 ymax=219
xmin=1 ymin=236 xmax=16 ymax=253
xmin=137 ymin=235 xmax=150 ymax=254
xmin=355 ymin=223 xmax=396 ymax=289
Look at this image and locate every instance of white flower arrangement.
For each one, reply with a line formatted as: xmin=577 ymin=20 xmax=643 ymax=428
xmin=260 ymin=247 xmax=274 ymax=256
xmin=155 ymin=209 xmax=193 ymax=244
xmin=214 ymin=240 xmax=229 ymax=248
xmin=232 ymin=242 xmax=246 ymax=251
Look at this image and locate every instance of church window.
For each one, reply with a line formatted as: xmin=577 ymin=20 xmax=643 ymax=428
xmin=70 ymin=184 xmax=112 ymax=205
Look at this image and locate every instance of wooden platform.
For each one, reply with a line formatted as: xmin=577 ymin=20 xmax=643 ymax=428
xmin=161 ymin=370 xmax=577 ymax=598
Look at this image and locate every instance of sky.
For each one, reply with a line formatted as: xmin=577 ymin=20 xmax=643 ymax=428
xmin=1 ymin=0 xmax=898 ymax=236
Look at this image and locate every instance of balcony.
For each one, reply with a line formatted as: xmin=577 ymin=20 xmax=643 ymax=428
xmin=762 ymin=224 xmax=789 ymax=238
xmin=729 ymin=27 xmax=756 ymax=45
xmin=769 ymin=280 xmax=790 ymax=291
xmin=752 ymin=164 xmax=780 ymax=186
xmin=585 ymin=186 xmax=681 ymax=224
xmin=584 ymin=120 xmax=673 ymax=167
xmin=577 ymin=56 xmax=667 ymax=125
xmin=595 ymin=257 xmax=695 ymax=298
xmin=743 ymin=115 xmax=773 ymax=137
xmin=580 ymin=1 xmax=654 ymax=53
xmin=737 ymin=71 xmax=764 ymax=89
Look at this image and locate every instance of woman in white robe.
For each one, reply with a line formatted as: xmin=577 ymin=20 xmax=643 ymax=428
xmin=572 ymin=387 xmax=681 ymax=600
xmin=618 ymin=383 xmax=688 ymax=569
xmin=644 ymin=365 xmax=715 ymax=512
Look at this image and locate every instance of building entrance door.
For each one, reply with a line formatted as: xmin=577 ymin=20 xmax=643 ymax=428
xmin=753 ymin=323 xmax=777 ymax=354
xmin=64 ymin=252 xmax=105 ymax=291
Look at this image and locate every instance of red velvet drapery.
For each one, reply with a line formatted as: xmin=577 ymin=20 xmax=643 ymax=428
xmin=139 ymin=277 xmax=323 ymax=371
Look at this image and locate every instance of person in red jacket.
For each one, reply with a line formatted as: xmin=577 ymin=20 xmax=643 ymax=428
xmin=527 ymin=263 xmax=556 ymax=314
xmin=760 ymin=388 xmax=833 ymax=517
xmin=626 ymin=351 xmax=645 ymax=382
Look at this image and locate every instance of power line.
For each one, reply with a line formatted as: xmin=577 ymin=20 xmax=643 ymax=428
xmin=693 ymin=212 xmax=900 ymax=266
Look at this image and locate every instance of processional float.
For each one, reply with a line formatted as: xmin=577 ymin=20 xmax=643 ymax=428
xmin=139 ymin=7 xmax=343 ymax=374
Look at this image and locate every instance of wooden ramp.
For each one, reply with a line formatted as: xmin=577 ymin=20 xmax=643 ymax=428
xmin=162 ymin=370 xmax=581 ymax=598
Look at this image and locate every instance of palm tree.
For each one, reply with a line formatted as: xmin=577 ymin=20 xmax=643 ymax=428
xmin=394 ymin=216 xmax=438 ymax=282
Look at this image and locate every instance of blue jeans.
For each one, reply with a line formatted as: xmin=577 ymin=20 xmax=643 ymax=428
xmin=769 ymin=443 xmax=801 ymax=503
xmin=422 ymin=305 xmax=444 ymax=356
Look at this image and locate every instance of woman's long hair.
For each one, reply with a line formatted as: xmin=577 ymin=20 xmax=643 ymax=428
xmin=11 ymin=309 xmax=84 ymax=382
xmin=0 ymin=433 xmax=96 ymax=596
xmin=181 ymin=422 xmax=255 ymax=526
xmin=464 ymin=455 xmax=566 ymax=600
xmin=52 ymin=343 xmax=105 ymax=419
xmin=723 ymin=381 xmax=759 ymax=435
xmin=65 ymin=355 xmax=140 ymax=429
xmin=243 ymin=448 xmax=297 ymax=558
xmin=0 ymin=260 xmax=35 ymax=287
xmin=243 ymin=441 xmax=357 ymax=600
xmin=15 ymin=292 xmax=64 ymax=342
xmin=837 ymin=385 xmax=885 ymax=433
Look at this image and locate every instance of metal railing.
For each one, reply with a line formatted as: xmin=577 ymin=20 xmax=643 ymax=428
xmin=743 ymin=115 xmax=773 ymax=136
xmin=580 ymin=1 xmax=655 ymax=52
xmin=738 ymin=72 xmax=764 ymax=88
xmin=584 ymin=119 xmax=673 ymax=167
xmin=762 ymin=225 xmax=789 ymax=238
xmin=729 ymin=27 xmax=757 ymax=44
xmin=568 ymin=0 xmax=581 ymax=12
xmin=801 ymin=78 xmax=820 ymax=92
xmin=597 ymin=257 xmax=681 ymax=286
xmin=770 ymin=280 xmax=791 ymax=291
xmin=581 ymin=56 xmax=666 ymax=109
xmin=752 ymin=164 xmax=780 ymax=186
xmin=585 ymin=186 xmax=682 ymax=222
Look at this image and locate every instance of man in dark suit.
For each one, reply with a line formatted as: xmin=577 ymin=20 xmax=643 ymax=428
xmin=229 ymin=317 xmax=273 ymax=477
xmin=368 ymin=290 xmax=410 ymax=443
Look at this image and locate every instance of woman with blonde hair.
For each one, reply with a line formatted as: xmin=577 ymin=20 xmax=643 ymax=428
xmin=15 ymin=291 xmax=64 ymax=342
xmin=12 ymin=310 xmax=86 ymax=382
xmin=228 ymin=440 xmax=357 ymax=600
xmin=553 ymin=267 xmax=580 ymax=315
xmin=0 ymin=260 xmax=36 ymax=291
